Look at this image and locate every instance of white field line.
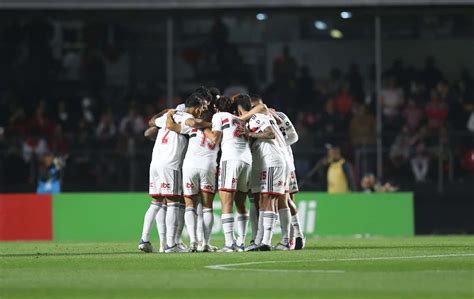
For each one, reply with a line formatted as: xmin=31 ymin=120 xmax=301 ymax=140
xmin=205 ymin=253 xmax=474 ymax=273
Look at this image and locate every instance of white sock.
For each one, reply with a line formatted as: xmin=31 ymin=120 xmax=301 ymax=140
xmin=196 ymin=200 xmax=204 ymax=244
xmin=221 ymin=213 xmax=235 ymax=247
xmin=262 ymin=211 xmax=276 ymax=246
xmin=202 ymin=208 xmax=213 ymax=246
xmin=278 ymin=208 xmax=291 ymax=245
xmin=249 ymin=199 xmax=258 ymax=241
xmin=184 ymin=207 xmax=197 ymax=244
xmin=236 ymin=213 xmax=249 ymax=246
xmin=166 ymin=203 xmax=179 ymax=247
xmin=255 ymin=210 xmax=264 ymax=245
xmin=141 ymin=203 xmax=160 ymax=242
xmin=175 ymin=203 xmax=185 ymax=244
xmin=291 ymin=214 xmax=303 ymax=238
xmin=155 ymin=204 xmax=167 ymax=249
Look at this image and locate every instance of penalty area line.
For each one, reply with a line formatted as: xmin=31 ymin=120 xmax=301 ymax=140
xmin=205 ymin=253 xmax=474 ymax=273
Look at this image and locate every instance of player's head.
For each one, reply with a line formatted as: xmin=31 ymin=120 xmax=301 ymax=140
xmin=184 ymin=94 xmax=204 ymax=117
xmin=192 ymin=86 xmax=212 ymax=104
xmin=215 ymin=96 xmax=235 ymax=113
xmin=325 ymin=143 xmax=342 ymax=162
xmin=209 ymin=87 xmax=221 ymax=101
xmin=234 ymin=94 xmax=252 ymax=116
xmin=250 ymin=94 xmax=263 ymax=107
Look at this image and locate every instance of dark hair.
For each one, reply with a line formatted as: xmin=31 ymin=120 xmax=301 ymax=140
xmin=193 ymin=86 xmax=212 ymax=102
xmin=209 ymin=87 xmax=221 ymax=101
xmin=234 ymin=94 xmax=252 ymax=112
xmin=215 ymin=96 xmax=235 ymax=113
xmin=249 ymin=94 xmax=262 ymax=103
xmin=185 ymin=94 xmax=203 ymax=108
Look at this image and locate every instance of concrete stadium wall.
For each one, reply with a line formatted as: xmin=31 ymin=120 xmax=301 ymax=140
xmin=0 ymin=192 xmax=414 ymax=241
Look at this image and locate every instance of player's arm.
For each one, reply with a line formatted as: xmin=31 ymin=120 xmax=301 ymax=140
xmin=165 ymin=110 xmax=182 ymax=133
xmin=281 ymin=115 xmax=299 ymax=145
xmin=238 ymin=125 xmax=274 ymax=140
xmin=144 ymin=126 xmax=158 ymax=141
xmin=148 ymin=108 xmax=170 ymax=127
xmin=185 ymin=118 xmax=212 ymax=129
xmin=238 ymin=103 xmax=268 ymax=121
xmin=206 ymin=130 xmax=222 ymax=144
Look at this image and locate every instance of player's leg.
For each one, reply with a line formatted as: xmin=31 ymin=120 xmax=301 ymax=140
xmin=200 ymin=168 xmax=217 ymax=252
xmin=162 ymin=168 xmax=182 ymax=253
xmin=155 ymin=199 xmax=167 ymax=253
xmin=234 ymin=162 xmax=250 ymax=251
xmin=217 ymin=160 xmax=237 ymax=252
xmin=260 ymin=193 xmax=277 ymax=251
xmin=139 ymin=165 xmax=161 ymax=253
xmin=175 ymin=197 xmax=187 ymax=251
xmin=196 ymin=195 xmax=204 ymax=250
xmin=288 ymin=169 xmax=305 ymax=250
xmin=276 ymin=194 xmax=291 ymax=250
xmin=184 ymin=195 xmax=199 ymax=252
xmin=248 ymin=165 xmax=261 ymax=247
xmin=201 ymin=191 xmax=215 ymax=252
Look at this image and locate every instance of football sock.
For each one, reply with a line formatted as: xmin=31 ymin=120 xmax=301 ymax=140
xmin=255 ymin=210 xmax=264 ymax=245
xmin=155 ymin=204 xmax=167 ymax=250
xmin=262 ymin=211 xmax=276 ymax=246
xmin=196 ymin=200 xmax=204 ymax=244
xmin=141 ymin=202 xmax=160 ymax=242
xmin=236 ymin=212 xmax=249 ymax=246
xmin=278 ymin=208 xmax=291 ymax=245
xmin=202 ymin=208 xmax=213 ymax=246
xmin=175 ymin=203 xmax=185 ymax=244
xmin=184 ymin=207 xmax=197 ymax=244
xmin=221 ymin=213 xmax=235 ymax=247
xmin=291 ymin=214 xmax=303 ymax=238
xmin=249 ymin=199 xmax=258 ymax=241
xmin=166 ymin=203 xmax=179 ymax=247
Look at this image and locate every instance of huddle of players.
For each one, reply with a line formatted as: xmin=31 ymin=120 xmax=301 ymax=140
xmin=138 ymin=87 xmax=305 ymax=253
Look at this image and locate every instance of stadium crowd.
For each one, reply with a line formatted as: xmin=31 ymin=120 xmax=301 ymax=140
xmin=0 ymin=17 xmax=472 ymax=193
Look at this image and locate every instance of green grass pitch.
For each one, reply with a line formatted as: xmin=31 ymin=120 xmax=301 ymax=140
xmin=1 ymin=236 xmax=473 ymax=299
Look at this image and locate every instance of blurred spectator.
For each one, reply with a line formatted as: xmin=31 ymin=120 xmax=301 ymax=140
xmin=326 ymin=144 xmax=355 ymax=193
xmin=119 ymin=107 xmax=145 ymax=136
xmin=48 ymin=125 xmax=70 ymax=155
xmin=334 ymin=83 xmax=354 ymax=117
xmin=347 ymin=63 xmax=364 ymax=101
xmin=22 ymin=129 xmax=49 ymax=163
xmin=36 ymin=152 xmax=66 ymax=194
xmin=273 ymin=45 xmax=298 ymax=83
xmin=360 ymin=173 xmax=398 ymax=193
xmin=96 ymin=110 xmax=117 ymax=146
xmin=28 ymin=102 xmax=55 ymax=138
xmin=389 ymin=126 xmax=414 ymax=167
xmin=409 ymin=80 xmax=428 ymax=105
xmin=8 ymin=106 xmax=29 ymax=136
xmin=402 ymin=100 xmax=424 ymax=131
xmin=425 ymin=91 xmax=449 ymax=130
xmin=55 ymin=100 xmax=73 ymax=131
xmin=410 ymin=142 xmax=430 ymax=182
xmin=421 ymin=56 xmax=444 ymax=90
xmin=349 ymin=104 xmax=376 ymax=146
xmin=381 ymin=77 xmax=404 ymax=126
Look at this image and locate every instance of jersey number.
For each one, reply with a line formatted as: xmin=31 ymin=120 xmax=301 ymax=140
xmin=161 ymin=129 xmax=171 ymax=144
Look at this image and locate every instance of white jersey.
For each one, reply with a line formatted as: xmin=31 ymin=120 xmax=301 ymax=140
xmin=248 ymin=113 xmax=286 ymax=167
xmin=212 ymin=112 xmax=251 ymax=164
xmin=276 ymin=111 xmax=298 ymax=164
xmin=182 ymin=128 xmax=220 ymax=171
xmin=151 ymin=111 xmax=193 ymax=170
xmin=176 ymin=103 xmax=185 ymax=111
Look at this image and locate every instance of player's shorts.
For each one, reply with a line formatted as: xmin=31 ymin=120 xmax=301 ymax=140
xmin=182 ymin=167 xmax=216 ymax=197
xmin=218 ymin=160 xmax=251 ymax=193
xmin=149 ymin=165 xmax=182 ymax=197
xmin=260 ymin=165 xmax=286 ymax=195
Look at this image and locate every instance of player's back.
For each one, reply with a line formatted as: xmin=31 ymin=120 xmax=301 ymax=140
xmin=248 ymin=113 xmax=286 ymax=167
xmin=212 ymin=112 xmax=251 ymax=164
xmin=183 ymin=128 xmax=220 ymax=170
xmin=152 ymin=111 xmax=192 ymax=169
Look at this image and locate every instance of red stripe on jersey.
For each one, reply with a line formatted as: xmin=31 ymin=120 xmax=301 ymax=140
xmin=222 ymin=118 xmax=229 ymax=124
xmin=250 ymin=127 xmax=258 ymax=132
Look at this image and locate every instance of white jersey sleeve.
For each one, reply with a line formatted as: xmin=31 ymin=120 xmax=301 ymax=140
xmin=212 ymin=114 xmax=223 ymax=131
xmin=248 ymin=113 xmax=271 ymax=133
xmin=276 ymin=111 xmax=298 ymax=146
xmin=248 ymin=113 xmax=285 ymax=167
xmin=176 ymin=103 xmax=186 ymax=111
xmin=155 ymin=115 xmax=166 ymax=128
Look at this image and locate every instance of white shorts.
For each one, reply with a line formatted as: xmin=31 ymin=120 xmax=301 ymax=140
xmin=182 ymin=167 xmax=216 ymax=197
xmin=149 ymin=165 xmax=182 ymax=197
xmin=260 ymin=166 xmax=286 ymax=195
xmin=218 ymin=160 xmax=250 ymax=193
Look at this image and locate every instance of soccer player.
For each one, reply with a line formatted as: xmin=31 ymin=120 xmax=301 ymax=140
xmin=165 ymin=107 xmax=219 ymax=252
xmin=206 ymin=96 xmax=251 ymax=252
xmin=138 ymin=95 xmax=206 ymax=253
xmin=240 ymin=96 xmax=305 ymax=250
xmin=235 ymin=94 xmax=289 ymax=251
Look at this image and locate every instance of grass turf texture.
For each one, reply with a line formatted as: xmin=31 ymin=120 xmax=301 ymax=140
xmin=1 ymin=237 xmax=473 ymax=299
